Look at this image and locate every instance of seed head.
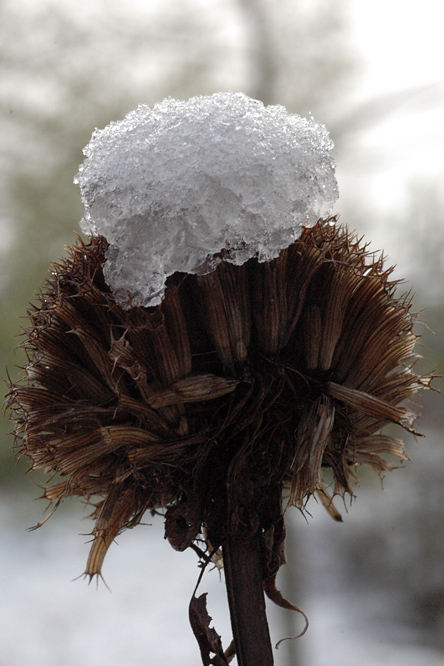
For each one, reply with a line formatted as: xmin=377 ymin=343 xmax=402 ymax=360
xmin=7 ymin=219 xmax=431 ymax=581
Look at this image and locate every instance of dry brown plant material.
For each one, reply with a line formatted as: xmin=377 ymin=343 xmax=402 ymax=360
xmin=7 ymin=218 xmax=432 ymax=663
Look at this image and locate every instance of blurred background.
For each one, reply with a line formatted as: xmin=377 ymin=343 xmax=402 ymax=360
xmin=1 ymin=0 xmax=443 ymax=664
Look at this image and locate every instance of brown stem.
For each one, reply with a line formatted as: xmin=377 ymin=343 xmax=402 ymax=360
xmin=222 ymin=533 xmax=274 ymax=666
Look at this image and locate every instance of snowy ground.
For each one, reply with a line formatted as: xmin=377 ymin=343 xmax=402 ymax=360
xmin=2 ymin=479 xmax=444 ymax=666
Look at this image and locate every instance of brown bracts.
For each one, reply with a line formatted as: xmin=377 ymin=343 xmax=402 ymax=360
xmin=8 ymin=219 xmax=431 ymax=663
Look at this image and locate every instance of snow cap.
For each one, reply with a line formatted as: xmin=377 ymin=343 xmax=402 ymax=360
xmin=75 ymin=92 xmax=338 ymax=308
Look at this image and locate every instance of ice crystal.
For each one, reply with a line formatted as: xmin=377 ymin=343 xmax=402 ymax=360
xmin=75 ymin=92 xmax=338 ymax=307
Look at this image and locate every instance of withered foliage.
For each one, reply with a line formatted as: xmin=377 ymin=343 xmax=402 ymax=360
xmin=7 ymin=219 xmax=431 ymax=584
xmin=189 ymin=593 xmax=234 ymax=666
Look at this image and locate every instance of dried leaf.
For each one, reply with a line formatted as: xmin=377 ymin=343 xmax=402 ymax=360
xmin=189 ymin=593 xmax=230 ymax=666
xmin=263 ymin=574 xmax=309 ymax=646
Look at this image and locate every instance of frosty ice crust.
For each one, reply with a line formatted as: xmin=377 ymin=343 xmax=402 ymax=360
xmin=75 ymin=92 xmax=338 ymax=308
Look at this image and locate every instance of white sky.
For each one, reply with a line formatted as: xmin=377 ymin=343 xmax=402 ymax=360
xmin=349 ymin=0 xmax=444 ymax=94
xmin=340 ymin=0 xmax=444 ymax=220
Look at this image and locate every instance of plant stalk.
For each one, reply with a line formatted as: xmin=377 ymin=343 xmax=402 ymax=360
xmin=222 ymin=533 xmax=274 ymax=666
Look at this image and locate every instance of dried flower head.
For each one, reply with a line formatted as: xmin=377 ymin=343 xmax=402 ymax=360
xmin=7 ymin=218 xmax=431 ymax=587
